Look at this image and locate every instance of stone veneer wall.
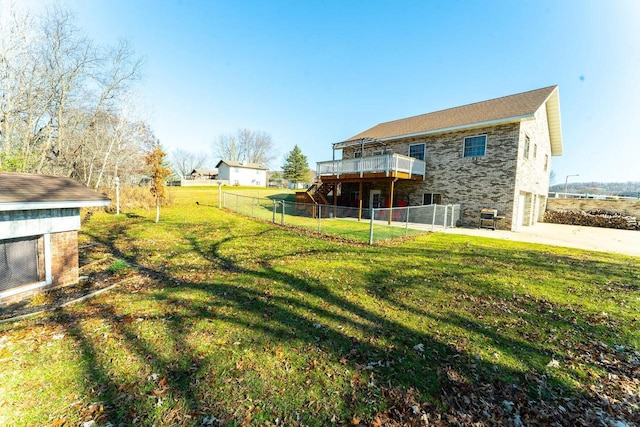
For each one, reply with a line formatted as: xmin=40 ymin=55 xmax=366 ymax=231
xmin=50 ymin=230 xmax=79 ymax=287
xmin=344 ymin=123 xmax=522 ymax=228
xmin=513 ymin=106 xmax=554 ymax=227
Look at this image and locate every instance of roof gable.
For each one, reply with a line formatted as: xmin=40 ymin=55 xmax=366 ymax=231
xmin=344 ymin=86 xmax=563 ymax=155
xmin=215 ymin=160 xmax=268 ymax=170
xmin=190 ymin=169 xmax=218 ymax=175
xmin=0 ymin=172 xmax=110 ymax=208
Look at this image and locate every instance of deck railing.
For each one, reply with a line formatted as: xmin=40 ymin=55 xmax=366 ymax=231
xmin=316 ymin=153 xmax=426 ymax=179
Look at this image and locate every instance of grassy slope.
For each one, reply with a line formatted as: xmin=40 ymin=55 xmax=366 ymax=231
xmin=0 ymin=187 xmax=638 ymax=426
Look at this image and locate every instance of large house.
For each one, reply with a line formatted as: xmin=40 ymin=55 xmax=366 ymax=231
xmin=0 ymin=173 xmax=110 ymax=304
xmin=311 ymin=86 xmax=562 ymax=230
xmin=216 ymin=160 xmax=268 ymax=187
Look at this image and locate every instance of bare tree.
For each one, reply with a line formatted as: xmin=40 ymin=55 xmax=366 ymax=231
xmin=0 ymin=3 xmax=146 ymax=187
xmin=0 ymin=4 xmax=46 ymax=170
xmin=35 ymin=5 xmax=96 ymax=176
xmin=214 ymin=128 xmax=275 ymax=166
xmin=171 ymin=148 xmax=209 ymax=178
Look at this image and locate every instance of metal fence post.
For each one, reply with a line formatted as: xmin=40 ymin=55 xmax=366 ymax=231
xmin=443 ymin=205 xmax=448 ymax=229
xmin=450 ymin=205 xmax=455 ymax=227
xmin=369 ymin=208 xmax=374 ymax=245
xmin=273 ymin=200 xmax=277 ymax=223
xmin=318 ymin=205 xmax=322 ymax=233
xmin=281 ymin=201 xmax=285 ymax=225
xmin=432 ymin=205 xmax=437 ymax=231
xmin=405 ymin=206 xmax=410 ymax=236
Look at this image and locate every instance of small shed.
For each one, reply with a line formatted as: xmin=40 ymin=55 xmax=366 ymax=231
xmin=0 ymin=172 xmax=110 ymax=304
xmin=188 ymin=169 xmax=218 ymax=180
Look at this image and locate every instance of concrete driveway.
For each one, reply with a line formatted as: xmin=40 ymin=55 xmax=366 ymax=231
xmin=442 ymin=223 xmax=640 ymax=258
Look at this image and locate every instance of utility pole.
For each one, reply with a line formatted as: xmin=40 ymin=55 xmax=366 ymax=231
xmin=564 ymin=174 xmax=579 ymax=196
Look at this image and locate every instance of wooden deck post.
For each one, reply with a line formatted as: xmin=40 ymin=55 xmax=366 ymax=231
xmin=388 ymin=179 xmax=395 ymax=225
xmin=333 ymin=183 xmax=338 ymax=218
xmin=358 ymin=182 xmax=363 ymax=221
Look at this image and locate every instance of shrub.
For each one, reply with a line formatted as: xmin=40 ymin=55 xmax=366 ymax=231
xmin=108 ymin=259 xmax=130 ymax=274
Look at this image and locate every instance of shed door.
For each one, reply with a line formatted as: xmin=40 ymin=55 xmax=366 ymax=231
xmin=0 ymin=236 xmax=39 ymax=291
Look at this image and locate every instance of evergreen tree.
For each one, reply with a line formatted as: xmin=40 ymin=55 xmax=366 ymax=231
xmin=282 ymin=145 xmax=310 ymax=186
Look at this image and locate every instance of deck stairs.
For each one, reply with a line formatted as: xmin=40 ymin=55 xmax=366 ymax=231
xmin=296 ymin=180 xmax=334 ymax=205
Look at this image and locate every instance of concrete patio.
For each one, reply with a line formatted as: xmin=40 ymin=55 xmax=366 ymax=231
xmin=441 ymin=222 xmax=640 ymax=258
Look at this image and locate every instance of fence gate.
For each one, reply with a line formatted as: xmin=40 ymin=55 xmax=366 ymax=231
xmin=0 ymin=236 xmax=39 ymax=291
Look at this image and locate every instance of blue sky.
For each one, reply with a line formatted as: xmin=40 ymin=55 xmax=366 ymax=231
xmin=23 ymin=0 xmax=640 ymax=183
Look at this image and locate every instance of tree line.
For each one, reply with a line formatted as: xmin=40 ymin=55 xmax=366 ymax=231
xmin=1 ymin=3 xmax=310 ymax=192
xmin=0 ymin=3 xmax=153 ymax=189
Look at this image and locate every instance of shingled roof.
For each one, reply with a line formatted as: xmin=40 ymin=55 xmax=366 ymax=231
xmin=215 ymin=160 xmax=269 ymax=170
xmin=0 ymin=172 xmax=110 ymax=210
xmin=342 ymin=86 xmax=562 ymax=155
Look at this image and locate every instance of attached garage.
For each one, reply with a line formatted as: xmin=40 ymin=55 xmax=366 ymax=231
xmin=0 ymin=172 xmax=110 ymax=304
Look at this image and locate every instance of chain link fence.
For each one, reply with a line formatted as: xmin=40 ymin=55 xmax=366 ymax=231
xmin=223 ymin=192 xmax=461 ymax=244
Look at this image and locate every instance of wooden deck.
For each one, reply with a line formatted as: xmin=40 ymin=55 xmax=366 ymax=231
xmin=316 ymin=153 xmax=426 ymax=181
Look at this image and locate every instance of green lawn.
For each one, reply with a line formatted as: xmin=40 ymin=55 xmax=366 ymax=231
xmin=223 ymin=190 xmax=425 ymax=243
xmin=0 ymin=187 xmax=638 ymax=426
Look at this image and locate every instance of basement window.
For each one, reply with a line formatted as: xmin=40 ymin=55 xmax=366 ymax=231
xmin=423 ymin=193 xmax=442 ymax=205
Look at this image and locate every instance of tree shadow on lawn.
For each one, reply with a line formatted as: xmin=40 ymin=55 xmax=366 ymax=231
xmin=45 ymin=219 xmax=639 ymax=425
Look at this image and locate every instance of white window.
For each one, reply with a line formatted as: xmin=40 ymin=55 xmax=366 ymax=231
xmin=533 ymin=143 xmax=537 ymax=159
xmin=409 ymin=143 xmax=425 ymax=160
xmin=422 ymin=193 xmax=442 ymax=205
xmin=463 ymin=135 xmax=486 ymax=157
xmin=354 ymin=150 xmax=362 ymax=158
xmin=524 ymin=135 xmax=530 ymax=159
xmin=372 ymin=150 xmax=384 ymax=156
xmin=544 ymin=154 xmax=549 ymax=172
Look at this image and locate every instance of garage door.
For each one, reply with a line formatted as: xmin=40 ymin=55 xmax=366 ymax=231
xmin=0 ymin=236 xmax=39 ymax=291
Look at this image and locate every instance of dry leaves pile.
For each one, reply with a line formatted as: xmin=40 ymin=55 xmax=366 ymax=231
xmin=367 ymin=342 xmax=639 ymax=426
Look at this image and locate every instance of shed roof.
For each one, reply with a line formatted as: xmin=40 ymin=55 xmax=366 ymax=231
xmin=215 ymin=160 xmax=269 ymax=170
xmin=341 ymin=86 xmax=562 ymax=155
xmin=190 ymin=169 xmax=218 ymax=175
xmin=0 ymin=172 xmax=110 ymax=211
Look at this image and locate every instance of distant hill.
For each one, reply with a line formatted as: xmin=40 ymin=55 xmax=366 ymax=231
xmin=550 ymin=181 xmax=640 ymax=197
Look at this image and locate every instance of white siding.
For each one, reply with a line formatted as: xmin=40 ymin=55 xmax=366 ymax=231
xmin=218 ymin=163 xmax=267 ymax=187
xmin=0 ymin=208 xmax=80 ymax=240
